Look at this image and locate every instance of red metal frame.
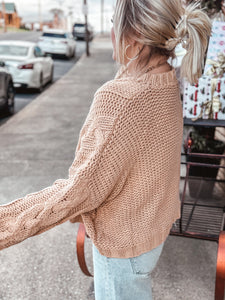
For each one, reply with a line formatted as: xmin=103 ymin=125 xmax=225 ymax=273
xmin=215 ymin=231 xmax=225 ymax=300
xmin=76 ymin=223 xmax=93 ymax=277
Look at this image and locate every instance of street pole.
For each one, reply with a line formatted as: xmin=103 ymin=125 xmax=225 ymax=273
xmin=83 ymin=0 xmax=90 ymax=57
xmin=101 ymin=0 xmax=104 ymax=35
xmin=67 ymin=7 xmax=73 ymax=32
xmin=38 ymin=0 xmax=42 ymax=31
xmin=2 ymin=0 xmax=7 ymax=33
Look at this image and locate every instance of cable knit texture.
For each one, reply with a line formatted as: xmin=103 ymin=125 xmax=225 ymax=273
xmin=0 ymin=67 xmax=183 ymax=258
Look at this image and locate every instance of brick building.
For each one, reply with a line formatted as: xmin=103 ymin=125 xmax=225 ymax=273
xmin=0 ymin=2 xmax=21 ymax=28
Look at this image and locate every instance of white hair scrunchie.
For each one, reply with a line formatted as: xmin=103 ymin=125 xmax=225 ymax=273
xmin=165 ymin=14 xmax=189 ymax=51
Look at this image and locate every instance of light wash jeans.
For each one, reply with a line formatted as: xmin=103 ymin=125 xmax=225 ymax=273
xmin=92 ymin=242 xmax=164 ymax=300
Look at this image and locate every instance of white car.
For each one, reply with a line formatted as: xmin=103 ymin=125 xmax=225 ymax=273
xmin=0 ymin=40 xmax=54 ymax=92
xmin=72 ymin=23 xmax=94 ymax=40
xmin=38 ymin=29 xmax=76 ymax=59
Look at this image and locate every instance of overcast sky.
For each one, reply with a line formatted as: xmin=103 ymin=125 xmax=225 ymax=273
xmin=13 ymin=0 xmax=115 ymax=31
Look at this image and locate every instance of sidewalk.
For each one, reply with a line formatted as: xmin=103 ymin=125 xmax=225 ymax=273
xmin=0 ymin=35 xmax=218 ymax=300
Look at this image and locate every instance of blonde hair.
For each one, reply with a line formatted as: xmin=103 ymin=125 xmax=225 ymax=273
xmin=113 ymin=0 xmax=212 ymax=84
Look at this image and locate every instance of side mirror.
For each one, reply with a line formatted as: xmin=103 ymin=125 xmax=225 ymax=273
xmin=0 ymin=61 xmax=5 ymax=67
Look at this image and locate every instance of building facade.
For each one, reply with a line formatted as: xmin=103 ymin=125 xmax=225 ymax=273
xmin=0 ymin=2 xmax=21 ymax=28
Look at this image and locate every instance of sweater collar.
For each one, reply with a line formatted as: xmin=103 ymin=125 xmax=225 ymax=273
xmin=115 ymin=65 xmax=177 ymax=85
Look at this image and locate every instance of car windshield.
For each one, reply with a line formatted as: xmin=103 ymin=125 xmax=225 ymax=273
xmin=0 ymin=45 xmax=29 ymax=56
xmin=43 ymin=32 xmax=67 ymax=38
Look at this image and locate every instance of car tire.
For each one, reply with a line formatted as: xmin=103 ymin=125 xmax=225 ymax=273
xmin=37 ymin=73 xmax=44 ymax=93
xmin=49 ymin=66 xmax=54 ymax=84
xmin=5 ymin=81 xmax=15 ymax=116
xmin=73 ymin=48 xmax=76 ymax=58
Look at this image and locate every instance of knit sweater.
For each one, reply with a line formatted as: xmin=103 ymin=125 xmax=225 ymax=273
xmin=0 ymin=67 xmax=183 ymax=258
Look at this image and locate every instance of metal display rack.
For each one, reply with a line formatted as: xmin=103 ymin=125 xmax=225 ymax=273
xmin=170 ymin=118 xmax=225 ymax=300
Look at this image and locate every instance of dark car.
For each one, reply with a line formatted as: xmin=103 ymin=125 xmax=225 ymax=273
xmin=0 ymin=61 xmax=15 ymax=116
xmin=72 ymin=23 xmax=94 ymax=40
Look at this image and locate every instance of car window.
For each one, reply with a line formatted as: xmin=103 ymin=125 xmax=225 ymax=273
xmin=0 ymin=45 xmax=29 ymax=56
xmin=42 ymin=32 xmax=67 ymax=38
xmin=34 ymin=46 xmax=44 ymax=57
xmin=74 ymin=24 xmax=85 ymax=28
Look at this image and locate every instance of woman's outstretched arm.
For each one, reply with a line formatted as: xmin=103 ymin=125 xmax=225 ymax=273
xmin=0 ymin=89 xmax=128 ymax=250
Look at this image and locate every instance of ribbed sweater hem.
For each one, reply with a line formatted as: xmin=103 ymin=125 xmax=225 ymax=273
xmin=95 ymin=222 xmax=177 ymax=259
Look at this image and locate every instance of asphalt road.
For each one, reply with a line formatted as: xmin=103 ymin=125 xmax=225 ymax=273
xmin=0 ymin=31 xmax=87 ymax=126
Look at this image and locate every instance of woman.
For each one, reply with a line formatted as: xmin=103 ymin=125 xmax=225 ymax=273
xmin=0 ymin=0 xmax=211 ymax=299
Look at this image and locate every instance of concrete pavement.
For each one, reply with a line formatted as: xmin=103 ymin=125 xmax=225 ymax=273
xmin=0 ymin=35 xmax=218 ymax=300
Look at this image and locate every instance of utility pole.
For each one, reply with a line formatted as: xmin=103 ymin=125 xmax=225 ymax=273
xmin=83 ymin=0 xmax=90 ymax=56
xmin=67 ymin=6 xmax=73 ymax=32
xmin=101 ymin=0 xmax=104 ymax=35
xmin=2 ymin=0 xmax=7 ymax=33
xmin=38 ymin=0 xmax=42 ymax=31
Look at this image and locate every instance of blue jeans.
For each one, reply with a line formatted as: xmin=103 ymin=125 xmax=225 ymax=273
xmin=92 ymin=242 xmax=164 ymax=300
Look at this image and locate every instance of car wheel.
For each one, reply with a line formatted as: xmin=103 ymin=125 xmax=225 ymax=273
xmin=49 ymin=66 xmax=54 ymax=84
xmin=5 ymin=81 xmax=15 ymax=116
xmin=71 ymin=48 xmax=76 ymax=58
xmin=37 ymin=73 xmax=44 ymax=93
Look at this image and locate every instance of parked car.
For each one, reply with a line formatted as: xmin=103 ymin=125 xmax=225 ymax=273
xmin=72 ymin=23 xmax=94 ymax=40
xmin=0 ymin=61 xmax=15 ymax=116
xmin=38 ymin=29 xmax=76 ymax=59
xmin=0 ymin=40 xmax=54 ymax=92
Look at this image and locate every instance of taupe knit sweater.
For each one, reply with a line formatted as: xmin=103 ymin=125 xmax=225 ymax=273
xmin=0 ymin=67 xmax=183 ymax=258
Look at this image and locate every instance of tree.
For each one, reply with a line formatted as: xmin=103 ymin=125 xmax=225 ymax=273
xmin=201 ymin=0 xmax=221 ymax=16
xmin=49 ymin=8 xmax=64 ymax=28
xmin=50 ymin=8 xmax=64 ymax=18
xmin=186 ymin=0 xmax=221 ymax=16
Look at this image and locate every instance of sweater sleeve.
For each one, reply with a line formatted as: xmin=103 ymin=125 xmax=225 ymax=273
xmin=0 ymin=90 xmax=126 ymax=251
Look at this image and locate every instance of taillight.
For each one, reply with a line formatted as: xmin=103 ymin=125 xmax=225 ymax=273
xmin=60 ymin=41 xmax=68 ymax=44
xmin=18 ymin=63 xmax=34 ymax=70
